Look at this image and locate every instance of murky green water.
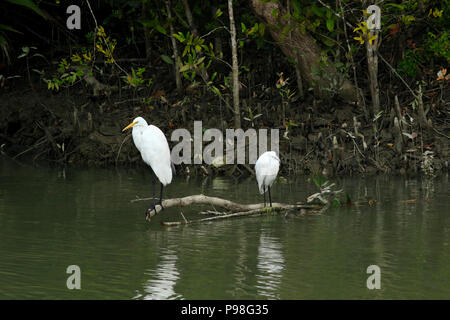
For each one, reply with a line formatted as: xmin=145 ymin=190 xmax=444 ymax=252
xmin=0 ymin=157 xmax=449 ymax=299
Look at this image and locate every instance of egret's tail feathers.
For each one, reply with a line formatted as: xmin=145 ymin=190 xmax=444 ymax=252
xmin=153 ymin=165 xmax=173 ymax=186
xmin=258 ymin=174 xmax=277 ymax=194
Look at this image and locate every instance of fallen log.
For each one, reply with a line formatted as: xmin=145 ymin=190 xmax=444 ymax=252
xmin=131 ymin=194 xmax=322 ymax=224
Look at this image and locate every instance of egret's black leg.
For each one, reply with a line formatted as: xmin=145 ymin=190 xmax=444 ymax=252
xmin=263 ymin=184 xmax=266 ymax=207
xmin=152 ymin=176 xmax=155 ymax=198
xmin=159 ymin=183 xmax=164 ymax=208
xmin=147 ymin=179 xmax=162 ymax=218
xmin=268 ymin=185 xmax=272 ymax=207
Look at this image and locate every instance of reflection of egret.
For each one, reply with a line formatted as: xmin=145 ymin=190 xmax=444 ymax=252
xmin=122 ymin=117 xmax=172 ymax=217
xmin=137 ymin=249 xmax=181 ymax=300
xmin=255 ymin=151 xmax=280 ymax=207
xmin=257 ymin=234 xmax=284 ymax=299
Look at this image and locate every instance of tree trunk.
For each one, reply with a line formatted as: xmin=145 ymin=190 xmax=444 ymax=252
xmin=228 ymin=0 xmax=241 ymax=128
xmin=249 ymin=0 xmax=357 ymax=103
xmin=181 ymin=0 xmax=199 ymax=36
xmin=366 ymin=29 xmax=380 ymax=117
xmin=165 ymin=0 xmax=183 ymax=94
xmin=141 ymin=1 xmax=151 ymax=61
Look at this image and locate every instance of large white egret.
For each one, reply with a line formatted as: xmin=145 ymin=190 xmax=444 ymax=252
xmin=255 ymin=151 xmax=280 ymax=207
xmin=123 ymin=116 xmax=172 ymax=216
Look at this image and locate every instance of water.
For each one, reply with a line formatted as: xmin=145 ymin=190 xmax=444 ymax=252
xmin=0 ymin=157 xmax=449 ymax=299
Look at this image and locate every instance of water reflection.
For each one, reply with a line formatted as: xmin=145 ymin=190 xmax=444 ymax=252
xmin=0 ymin=158 xmax=449 ymax=299
xmin=135 ymin=247 xmax=182 ymax=300
xmin=256 ymin=233 xmax=285 ymax=299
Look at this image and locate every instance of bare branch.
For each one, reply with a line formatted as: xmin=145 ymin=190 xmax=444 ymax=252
xmin=134 ymin=194 xmax=320 ymax=220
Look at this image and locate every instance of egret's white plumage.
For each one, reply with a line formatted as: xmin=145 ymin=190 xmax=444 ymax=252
xmin=255 ymin=151 xmax=280 ymax=195
xmin=123 ymin=116 xmax=172 ymax=217
xmin=129 ymin=117 xmax=172 ymax=186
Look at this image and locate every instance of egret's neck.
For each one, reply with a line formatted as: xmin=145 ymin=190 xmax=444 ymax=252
xmin=132 ymin=126 xmax=146 ymax=150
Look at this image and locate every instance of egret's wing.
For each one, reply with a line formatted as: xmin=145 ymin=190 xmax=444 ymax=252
xmin=139 ymin=125 xmax=172 ymax=185
xmin=255 ymin=152 xmax=280 ymax=194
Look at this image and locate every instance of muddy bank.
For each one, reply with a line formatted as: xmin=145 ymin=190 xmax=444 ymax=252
xmin=0 ymin=80 xmax=448 ymax=178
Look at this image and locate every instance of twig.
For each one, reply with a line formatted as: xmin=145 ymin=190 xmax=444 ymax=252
xmin=200 ymin=26 xmax=229 ymax=39
xmin=130 ymin=196 xmax=159 ymax=203
xmin=198 ymin=210 xmax=227 ymax=215
xmin=377 ymin=52 xmax=418 ymax=100
xmin=180 ymin=211 xmax=189 ymax=223
xmin=85 ymin=0 xmax=128 ymax=76
xmin=432 ymin=128 xmax=449 ymax=139
xmin=161 ymin=207 xmax=284 ymax=227
xmin=115 ymin=134 xmax=131 ymax=165
xmin=12 ymin=136 xmax=47 ymax=159
xmin=317 ymin=0 xmax=355 ymax=29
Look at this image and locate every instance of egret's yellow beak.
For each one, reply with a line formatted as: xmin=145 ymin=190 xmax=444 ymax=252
xmin=122 ymin=121 xmax=137 ymax=132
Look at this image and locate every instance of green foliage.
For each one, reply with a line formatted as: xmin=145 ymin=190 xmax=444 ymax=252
xmin=121 ymin=67 xmax=151 ymax=88
xmin=44 ymin=56 xmax=84 ymax=91
xmin=0 ymin=24 xmax=22 ymax=63
xmin=43 ymin=25 xmax=130 ymax=92
xmin=307 ymin=175 xmax=343 ymax=205
xmin=95 ymin=26 xmax=117 ymax=64
xmin=312 ymin=174 xmax=328 ymax=188
xmin=425 ymin=31 xmax=450 ymax=62
xmin=17 ymin=46 xmax=45 ymax=60
xmin=398 ymin=50 xmax=422 ymax=78
xmin=243 ymin=107 xmax=262 ymax=127
xmin=275 ymin=72 xmax=295 ymax=100
xmin=285 ymin=1 xmax=337 ymax=48
xmin=5 ymin=0 xmax=46 ymax=19
xmin=174 ymin=31 xmax=215 ymax=85
xmin=1 ymin=1 xmax=45 ymax=64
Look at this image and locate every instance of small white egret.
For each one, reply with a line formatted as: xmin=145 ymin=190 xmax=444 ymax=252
xmin=255 ymin=151 xmax=280 ymax=207
xmin=122 ymin=116 xmax=172 ymax=216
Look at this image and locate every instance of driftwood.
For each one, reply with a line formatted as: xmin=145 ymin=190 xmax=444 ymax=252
xmin=131 ymin=194 xmax=322 ymax=226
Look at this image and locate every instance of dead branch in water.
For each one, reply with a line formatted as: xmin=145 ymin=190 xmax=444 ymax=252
xmin=161 ymin=207 xmax=289 ymax=226
xmin=131 ymin=194 xmax=322 ymax=225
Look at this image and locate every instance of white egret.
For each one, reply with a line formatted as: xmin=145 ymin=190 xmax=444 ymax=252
xmin=255 ymin=151 xmax=280 ymax=207
xmin=122 ymin=116 xmax=172 ymax=216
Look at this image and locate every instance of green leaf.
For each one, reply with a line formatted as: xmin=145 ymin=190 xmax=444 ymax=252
xmin=258 ymin=23 xmax=265 ymax=36
xmin=32 ymin=53 xmax=46 ymax=60
xmin=0 ymin=24 xmax=22 ymax=34
xmin=179 ymin=64 xmax=191 ymax=73
xmin=322 ymin=38 xmax=334 ymax=47
xmin=211 ymin=86 xmax=221 ymax=96
xmin=313 ymin=174 xmax=327 ymax=188
xmin=155 ymin=24 xmax=167 ymax=35
xmin=160 ymin=54 xmax=173 ymax=65
xmin=6 ymin=0 xmax=47 ymax=19
xmin=385 ymin=3 xmax=405 ymax=10
xmin=311 ymin=5 xmax=324 ymax=18
xmin=215 ymin=8 xmax=223 ymax=18
xmin=326 ymin=19 xmax=334 ymax=32
xmin=173 ymin=32 xmax=185 ymax=42
xmin=271 ymin=8 xmax=279 ymax=18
